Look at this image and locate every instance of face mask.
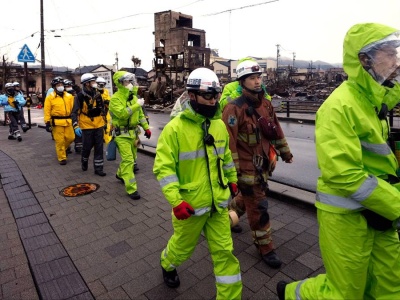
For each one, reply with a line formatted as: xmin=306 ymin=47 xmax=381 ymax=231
xmin=56 ymin=86 xmax=64 ymax=93
xmin=91 ymin=83 xmax=98 ymax=89
xmin=66 ymin=87 xmax=73 ymax=92
xmin=190 ymin=100 xmax=218 ymax=118
xmin=125 ymin=83 xmax=134 ymax=91
xmin=6 ymin=89 xmax=15 ymax=96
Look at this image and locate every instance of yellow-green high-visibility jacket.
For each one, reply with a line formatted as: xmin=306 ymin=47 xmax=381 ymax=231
xmin=315 ymin=23 xmax=400 ymax=221
xmin=109 ymin=71 xmax=149 ymax=132
xmin=153 ymin=97 xmax=237 ymax=213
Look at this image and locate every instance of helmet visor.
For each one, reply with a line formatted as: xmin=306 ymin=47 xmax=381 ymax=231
xmin=360 ymin=32 xmax=400 ymax=84
xmin=120 ymin=73 xmax=136 ymax=84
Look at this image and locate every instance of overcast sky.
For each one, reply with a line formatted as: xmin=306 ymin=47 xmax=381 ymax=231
xmin=2 ymin=0 xmax=400 ymax=71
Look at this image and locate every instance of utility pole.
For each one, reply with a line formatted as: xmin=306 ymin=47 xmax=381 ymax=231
xmin=115 ymin=52 xmax=119 ymax=70
xmin=276 ymin=44 xmax=280 ymax=82
xmin=292 ymin=52 xmax=296 ymax=69
xmin=40 ymin=0 xmax=45 ymax=103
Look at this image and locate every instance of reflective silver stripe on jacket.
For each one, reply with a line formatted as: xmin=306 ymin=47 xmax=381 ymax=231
xmin=126 ymin=107 xmax=133 ymax=115
xmin=316 ymin=175 xmax=377 ymax=209
xmin=179 ymin=149 xmax=205 ymax=160
xmin=159 ymin=174 xmax=179 ymax=188
xmin=223 ymin=161 xmax=235 ymax=170
xmin=215 ymin=273 xmax=242 ymax=284
xmin=361 ymin=141 xmax=391 ymax=155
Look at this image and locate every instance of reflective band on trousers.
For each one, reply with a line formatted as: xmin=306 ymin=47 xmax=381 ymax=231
xmin=361 ymin=141 xmax=391 ymax=155
xmin=215 ymin=273 xmax=242 ymax=284
xmin=295 ymin=279 xmax=306 ymax=300
xmin=316 ymin=175 xmax=377 ymax=209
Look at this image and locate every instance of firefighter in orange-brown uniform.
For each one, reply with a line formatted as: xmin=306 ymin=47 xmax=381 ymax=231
xmin=222 ymin=60 xmax=293 ymax=269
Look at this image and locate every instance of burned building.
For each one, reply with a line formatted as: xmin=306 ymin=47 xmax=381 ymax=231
xmin=153 ymin=10 xmax=211 ymax=81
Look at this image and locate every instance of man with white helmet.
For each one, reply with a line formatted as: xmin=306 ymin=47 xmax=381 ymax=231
xmin=63 ymin=79 xmax=78 ymax=154
xmin=0 ymin=83 xmax=26 ymax=141
xmin=109 ymin=71 xmax=151 ymax=200
xmin=71 ymin=73 xmax=107 ymax=176
xmin=13 ymin=81 xmax=29 ymax=132
xmin=96 ymin=77 xmax=112 ymax=145
xmin=222 ymin=60 xmax=293 ymax=269
xmin=44 ymin=77 xmax=75 ymax=164
xmin=153 ymin=68 xmax=242 ymax=299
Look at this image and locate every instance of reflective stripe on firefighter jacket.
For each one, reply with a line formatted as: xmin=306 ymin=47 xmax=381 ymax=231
xmin=153 ymin=100 xmax=237 ymax=212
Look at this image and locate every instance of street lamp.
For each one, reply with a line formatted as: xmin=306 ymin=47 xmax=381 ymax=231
xmin=40 ymin=0 xmax=46 ymax=103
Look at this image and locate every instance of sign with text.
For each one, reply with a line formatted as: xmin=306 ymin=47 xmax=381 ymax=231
xmin=93 ymin=71 xmax=113 ymax=96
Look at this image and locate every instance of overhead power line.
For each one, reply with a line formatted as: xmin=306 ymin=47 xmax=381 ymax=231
xmin=202 ymin=0 xmax=279 ymax=16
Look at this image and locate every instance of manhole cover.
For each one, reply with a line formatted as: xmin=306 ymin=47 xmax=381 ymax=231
xmin=60 ymin=183 xmax=100 ymax=197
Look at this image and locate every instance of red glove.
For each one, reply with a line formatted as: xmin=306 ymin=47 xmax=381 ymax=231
xmin=228 ymin=183 xmax=239 ymax=198
xmin=173 ymin=201 xmax=195 ymax=220
xmin=144 ymin=129 xmax=151 ymax=139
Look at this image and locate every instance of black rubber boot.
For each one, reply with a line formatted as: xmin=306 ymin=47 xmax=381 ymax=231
xmin=276 ymin=281 xmax=287 ymax=300
xmin=262 ymin=251 xmax=282 ymax=269
xmin=95 ymin=170 xmax=106 ymax=176
xmin=129 ymin=191 xmax=141 ymax=200
xmin=231 ymin=224 xmax=243 ymax=233
xmin=162 ymin=267 xmax=180 ymax=288
xmin=81 ymin=161 xmax=88 ymax=171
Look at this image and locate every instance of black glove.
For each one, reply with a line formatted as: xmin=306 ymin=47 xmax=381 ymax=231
xmin=361 ymin=209 xmax=393 ymax=231
xmin=45 ymin=122 xmax=52 ymax=132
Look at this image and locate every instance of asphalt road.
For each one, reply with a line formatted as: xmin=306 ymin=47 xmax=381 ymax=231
xmin=0 ymin=107 xmax=320 ymax=192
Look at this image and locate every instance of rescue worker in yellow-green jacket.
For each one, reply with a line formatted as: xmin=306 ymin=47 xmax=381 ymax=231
xmin=219 ymin=57 xmax=271 ymax=111
xmin=72 ymin=73 xmax=107 ymax=176
xmin=44 ymin=77 xmax=75 ymax=165
xmin=109 ymin=71 xmax=151 ymax=200
xmin=277 ymin=22 xmax=400 ymax=300
xmin=153 ymin=68 xmax=242 ymax=299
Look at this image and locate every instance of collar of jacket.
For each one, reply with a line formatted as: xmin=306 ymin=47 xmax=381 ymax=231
xmin=242 ymin=88 xmax=263 ymax=107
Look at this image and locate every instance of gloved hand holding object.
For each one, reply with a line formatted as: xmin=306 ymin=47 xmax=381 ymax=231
xmin=173 ymin=201 xmax=195 ymax=220
xmin=144 ymin=129 xmax=151 ymax=139
xmin=137 ymin=98 xmax=145 ymax=106
xmin=228 ymin=182 xmax=239 ymax=198
xmin=45 ymin=122 xmax=52 ymax=132
xmin=74 ymin=127 xmax=82 ymax=137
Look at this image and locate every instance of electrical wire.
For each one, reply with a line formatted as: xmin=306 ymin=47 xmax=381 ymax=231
xmin=201 ymin=0 xmax=279 ymax=16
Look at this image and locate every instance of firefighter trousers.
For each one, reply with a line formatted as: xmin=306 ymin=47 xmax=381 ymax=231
xmin=230 ymin=183 xmax=274 ymax=255
xmin=115 ymin=134 xmax=138 ymax=195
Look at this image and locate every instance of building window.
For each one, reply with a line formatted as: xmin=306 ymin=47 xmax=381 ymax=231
xmin=216 ymin=70 xmax=223 ymax=74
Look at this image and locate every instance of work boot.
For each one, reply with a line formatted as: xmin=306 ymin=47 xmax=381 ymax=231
xmin=15 ymin=132 xmax=22 ymax=142
xmin=162 ymin=267 xmax=180 ymax=288
xmin=22 ymin=125 xmax=29 ymax=133
xmin=116 ymin=174 xmax=124 ymax=183
xmin=8 ymin=135 xmax=16 ymax=140
xmin=231 ymin=224 xmax=243 ymax=233
xmin=59 ymin=160 xmax=67 ymax=165
xmin=94 ymin=170 xmax=106 ymax=177
xmin=81 ymin=161 xmax=88 ymax=171
xmin=66 ymin=146 xmax=72 ymax=155
xmin=262 ymin=251 xmax=282 ymax=269
xmin=129 ymin=191 xmax=141 ymax=200
xmin=134 ymin=162 xmax=139 ymax=173
xmin=276 ymin=281 xmax=287 ymax=300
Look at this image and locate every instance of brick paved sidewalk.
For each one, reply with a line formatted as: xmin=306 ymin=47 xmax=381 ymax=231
xmin=0 ymin=125 xmax=324 ymax=299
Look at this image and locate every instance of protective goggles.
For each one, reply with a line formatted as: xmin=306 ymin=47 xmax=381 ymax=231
xmin=119 ymin=73 xmax=136 ymax=83
xmin=196 ymin=91 xmax=221 ymax=100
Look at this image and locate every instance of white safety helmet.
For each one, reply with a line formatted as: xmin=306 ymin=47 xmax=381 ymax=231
xmin=186 ymin=68 xmax=221 ymax=93
xmin=81 ymin=73 xmax=97 ymax=85
xmin=96 ymin=77 xmax=107 ymax=89
xmin=5 ymin=83 xmax=14 ymax=89
xmin=13 ymin=82 xmax=20 ymax=87
xmin=118 ymin=72 xmax=137 ymax=85
xmin=236 ymin=60 xmax=262 ymax=80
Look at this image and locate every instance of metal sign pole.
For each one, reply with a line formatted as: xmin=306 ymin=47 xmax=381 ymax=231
xmin=24 ymin=62 xmax=32 ymax=129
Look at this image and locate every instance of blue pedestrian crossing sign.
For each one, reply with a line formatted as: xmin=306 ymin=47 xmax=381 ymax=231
xmin=18 ymin=44 xmax=35 ymax=63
